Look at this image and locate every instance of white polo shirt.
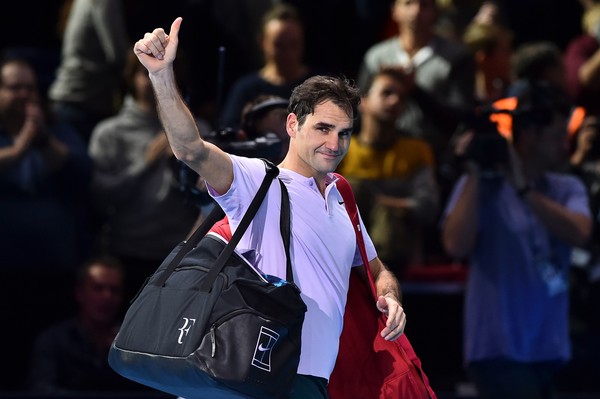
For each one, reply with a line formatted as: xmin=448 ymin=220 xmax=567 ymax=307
xmin=208 ymin=155 xmax=377 ymax=380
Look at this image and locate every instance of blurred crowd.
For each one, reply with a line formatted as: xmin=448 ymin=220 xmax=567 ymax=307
xmin=1 ymin=0 xmax=600 ymax=397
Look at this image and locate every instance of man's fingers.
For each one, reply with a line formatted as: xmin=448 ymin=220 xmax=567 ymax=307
xmin=168 ymin=17 xmax=182 ymax=41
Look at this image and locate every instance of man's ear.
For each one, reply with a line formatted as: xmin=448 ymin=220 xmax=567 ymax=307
xmin=287 ymin=113 xmax=298 ymax=138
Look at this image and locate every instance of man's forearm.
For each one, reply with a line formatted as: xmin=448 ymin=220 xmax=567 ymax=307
xmin=149 ymin=68 xmax=207 ymax=165
xmin=368 ymin=257 xmax=402 ymax=303
xmin=523 ymin=190 xmax=592 ymax=247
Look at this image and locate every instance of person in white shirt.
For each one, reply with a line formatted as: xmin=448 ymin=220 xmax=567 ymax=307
xmin=133 ymin=17 xmax=406 ymax=398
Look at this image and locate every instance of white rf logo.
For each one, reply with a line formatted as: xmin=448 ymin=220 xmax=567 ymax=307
xmin=178 ymin=317 xmax=196 ymax=344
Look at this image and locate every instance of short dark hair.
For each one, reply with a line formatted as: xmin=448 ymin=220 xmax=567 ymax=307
xmin=0 ymin=57 xmax=36 ymax=88
xmin=511 ymin=81 xmax=570 ymax=142
xmin=288 ymin=75 xmax=361 ymax=126
xmin=360 ymin=66 xmax=410 ymax=97
xmin=241 ymin=94 xmax=288 ymax=136
xmin=512 ymin=41 xmax=562 ymax=81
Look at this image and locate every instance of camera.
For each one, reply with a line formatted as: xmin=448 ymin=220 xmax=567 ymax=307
xmin=176 ymin=129 xmax=283 ymax=206
xmin=204 ymin=127 xmax=283 ymax=160
xmin=178 ymin=96 xmax=289 ymax=206
xmin=460 ymin=106 xmax=510 ymax=175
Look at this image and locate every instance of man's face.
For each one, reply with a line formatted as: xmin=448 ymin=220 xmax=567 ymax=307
xmin=262 ymin=19 xmax=304 ymax=67
xmin=76 ymin=264 xmax=124 ymax=326
xmin=392 ymin=0 xmax=437 ymax=36
xmin=362 ymin=74 xmax=407 ymax=123
xmin=0 ymin=62 xmax=38 ymax=119
xmin=287 ymin=101 xmax=353 ymax=176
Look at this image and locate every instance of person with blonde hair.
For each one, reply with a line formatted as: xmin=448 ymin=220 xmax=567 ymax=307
xmin=462 ymin=22 xmax=514 ymax=102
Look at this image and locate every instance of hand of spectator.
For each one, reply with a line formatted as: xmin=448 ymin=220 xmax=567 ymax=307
xmin=14 ymin=102 xmax=46 ymax=153
xmin=453 ymin=129 xmax=474 ymax=157
xmin=472 ymin=1 xmax=500 ymax=26
xmin=572 ymin=117 xmax=599 ymax=165
xmin=134 ymin=17 xmax=182 ymax=74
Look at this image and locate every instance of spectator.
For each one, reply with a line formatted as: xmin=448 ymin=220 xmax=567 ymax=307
xmin=337 ymin=67 xmax=439 ymax=277
xmin=179 ymin=0 xmax=277 ymax=124
xmin=88 ymin=51 xmax=208 ymax=300
xmin=48 ymin=0 xmax=130 ymax=142
xmin=462 ymin=21 xmax=514 ymax=103
xmin=0 ymin=56 xmax=93 ymax=271
xmin=219 ymin=3 xmax=322 ymax=131
xmin=564 ymin=3 xmax=600 ymax=116
xmin=239 ymin=94 xmax=289 ymax=162
xmin=357 ymin=0 xmax=476 ymax=161
xmin=441 ymin=82 xmax=592 ymax=399
xmin=434 ymin=0 xmax=504 ymax=42
xmin=560 ymin=113 xmax=600 ymax=391
xmin=27 ymin=256 xmax=152 ymax=393
xmin=508 ymin=41 xmax=567 ymax=97
xmin=0 ymin=56 xmax=94 ymax=390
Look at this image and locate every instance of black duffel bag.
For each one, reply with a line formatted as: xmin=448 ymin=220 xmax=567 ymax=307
xmin=109 ymin=161 xmax=306 ymax=399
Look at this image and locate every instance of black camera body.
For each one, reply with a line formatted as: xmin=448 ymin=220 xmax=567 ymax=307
xmin=461 ymin=107 xmax=510 ymax=175
xmin=177 ymin=128 xmax=283 ymax=207
xmin=204 ymin=128 xmax=282 ymax=160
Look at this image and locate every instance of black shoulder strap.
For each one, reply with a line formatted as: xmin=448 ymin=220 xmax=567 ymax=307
xmin=155 ymin=159 xmax=280 ymax=289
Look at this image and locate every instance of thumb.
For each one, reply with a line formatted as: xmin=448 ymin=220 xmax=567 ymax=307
xmin=376 ymin=296 xmax=389 ymax=314
xmin=168 ymin=17 xmax=183 ymax=42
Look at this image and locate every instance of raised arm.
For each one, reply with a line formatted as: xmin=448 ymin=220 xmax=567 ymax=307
xmin=133 ymin=17 xmax=233 ymax=194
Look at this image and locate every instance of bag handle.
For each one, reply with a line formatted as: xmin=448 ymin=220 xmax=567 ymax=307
xmin=155 ymin=159 xmax=290 ymax=290
xmin=333 ymin=173 xmax=376 ymax=298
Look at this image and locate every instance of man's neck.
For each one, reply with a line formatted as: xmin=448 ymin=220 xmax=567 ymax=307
xmin=279 ymin=154 xmax=329 ymax=196
xmin=399 ymin=31 xmax=432 ymax=57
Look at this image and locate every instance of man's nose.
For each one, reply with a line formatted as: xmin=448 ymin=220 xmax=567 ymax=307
xmin=326 ymin=133 xmax=340 ymax=151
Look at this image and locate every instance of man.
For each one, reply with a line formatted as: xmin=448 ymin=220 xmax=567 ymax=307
xmin=441 ymin=83 xmax=592 ymax=399
xmin=0 ymin=57 xmax=93 ymax=270
xmin=337 ymin=67 xmax=439 ymax=277
xmin=358 ymin=0 xmax=475 ymax=161
xmin=134 ymin=17 xmax=405 ymax=398
xmin=28 ymin=257 xmax=151 ymax=393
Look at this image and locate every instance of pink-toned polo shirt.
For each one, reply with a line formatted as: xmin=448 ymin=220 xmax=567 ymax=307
xmin=208 ymin=155 xmax=377 ymax=380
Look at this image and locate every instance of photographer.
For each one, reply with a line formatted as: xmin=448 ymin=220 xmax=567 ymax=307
xmin=179 ymin=94 xmax=289 ymax=217
xmin=563 ymin=112 xmax=600 ymax=390
xmin=441 ymin=83 xmax=592 ymax=399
